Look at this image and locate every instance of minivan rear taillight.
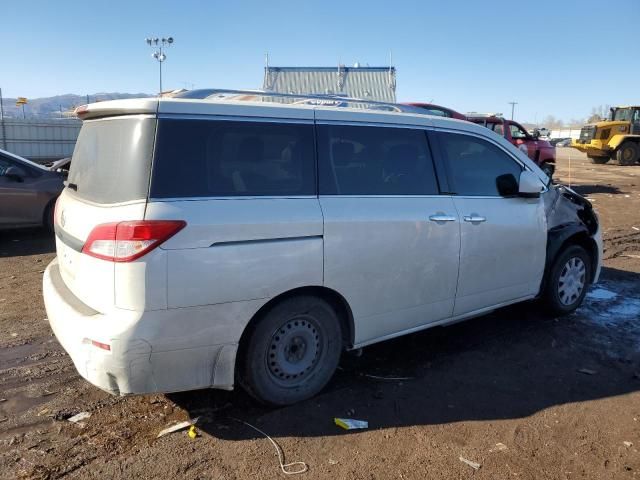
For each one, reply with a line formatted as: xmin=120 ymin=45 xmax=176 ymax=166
xmin=82 ymin=220 xmax=186 ymax=262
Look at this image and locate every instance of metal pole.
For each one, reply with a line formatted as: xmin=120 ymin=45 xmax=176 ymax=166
xmin=22 ymin=104 xmax=25 ymax=119
xmin=0 ymin=88 xmax=6 ymax=150
xmin=508 ymin=101 xmax=517 ymax=120
xmin=159 ymin=48 xmax=163 ymax=95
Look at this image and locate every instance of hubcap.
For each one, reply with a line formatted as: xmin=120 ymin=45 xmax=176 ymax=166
xmin=557 ymin=257 xmax=586 ymax=306
xmin=266 ymin=317 xmax=321 ymax=385
xmin=623 ymin=148 xmax=633 ymax=161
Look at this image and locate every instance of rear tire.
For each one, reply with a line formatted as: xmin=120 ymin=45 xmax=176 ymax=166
xmin=541 ymin=245 xmax=591 ymax=316
xmin=589 ymin=156 xmax=609 ymax=164
xmin=239 ymin=295 xmax=342 ymax=406
xmin=616 ymin=142 xmax=639 ymax=166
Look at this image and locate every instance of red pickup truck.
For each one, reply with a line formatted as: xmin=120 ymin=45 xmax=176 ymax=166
xmin=467 ymin=114 xmax=556 ymax=178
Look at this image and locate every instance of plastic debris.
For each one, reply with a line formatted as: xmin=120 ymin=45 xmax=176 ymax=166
xmin=188 ymin=425 xmax=198 ymax=439
xmin=328 ymin=459 xmax=338 ymax=465
xmin=489 ymin=442 xmax=508 ymax=452
xmin=633 ymin=227 xmax=640 ymax=231
xmin=578 ymin=368 xmax=597 ymax=375
xmin=459 ymin=456 xmax=481 ymax=470
xmin=334 ymin=418 xmax=368 ymax=430
xmin=623 ymin=441 xmax=633 ymax=447
xmin=157 ymin=417 xmax=199 ymax=438
xmin=67 ymin=412 xmax=91 ymax=423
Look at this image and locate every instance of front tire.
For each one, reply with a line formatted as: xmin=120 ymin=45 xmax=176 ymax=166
xmin=542 ymin=245 xmax=591 ymax=316
xmin=239 ymin=296 xmax=342 ymax=406
xmin=616 ymin=142 xmax=639 ymax=166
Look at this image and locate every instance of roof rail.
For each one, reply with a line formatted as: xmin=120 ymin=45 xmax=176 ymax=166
xmin=172 ymin=88 xmax=427 ymax=114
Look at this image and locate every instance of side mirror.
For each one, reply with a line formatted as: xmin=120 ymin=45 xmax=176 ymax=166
xmin=496 ymin=173 xmax=519 ymax=196
xmin=531 ymin=130 xmax=540 ymax=140
xmin=518 ymin=170 xmax=545 ymax=198
xmin=3 ymin=165 xmax=26 ymax=182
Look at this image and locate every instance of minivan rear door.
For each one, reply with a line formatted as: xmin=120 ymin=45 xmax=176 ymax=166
xmin=316 ymin=116 xmax=460 ymax=346
xmin=54 ymin=115 xmax=156 ymax=313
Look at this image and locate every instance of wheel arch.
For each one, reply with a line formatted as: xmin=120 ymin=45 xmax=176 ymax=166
xmin=237 ymin=286 xmax=355 ymax=364
xmin=543 ymin=225 xmax=599 ymax=293
xmin=610 ymin=134 xmax=640 ymax=151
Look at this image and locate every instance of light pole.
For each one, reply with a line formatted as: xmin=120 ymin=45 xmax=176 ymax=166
xmin=146 ymin=37 xmax=174 ymax=95
xmin=508 ymin=101 xmax=518 ymax=120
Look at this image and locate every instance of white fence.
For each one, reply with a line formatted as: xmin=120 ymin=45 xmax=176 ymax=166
xmin=0 ymin=118 xmax=81 ymax=161
xmin=550 ymin=129 xmax=582 ymax=140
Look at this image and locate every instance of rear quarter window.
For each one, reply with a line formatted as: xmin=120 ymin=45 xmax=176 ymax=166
xmin=150 ymin=119 xmax=316 ymax=198
xmin=68 ymin=117 xmax=155 ymax=203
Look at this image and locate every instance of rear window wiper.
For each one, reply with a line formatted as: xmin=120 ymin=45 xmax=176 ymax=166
xmin=64 ymin=181 xmax=78 ymax=191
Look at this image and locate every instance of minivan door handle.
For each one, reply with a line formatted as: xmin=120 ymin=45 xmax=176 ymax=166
xmin=463 ymin=215 xmax=487 ymax=223
xmin=429 ymin=214 xmax=457 ymax=222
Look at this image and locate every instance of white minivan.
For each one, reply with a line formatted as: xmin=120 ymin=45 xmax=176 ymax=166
xmin=43 ymin=92 xmax=602 ymax=405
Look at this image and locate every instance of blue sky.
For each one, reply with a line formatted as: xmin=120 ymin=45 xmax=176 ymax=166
xmin=1 ymin=0 xmax=638 ymax=122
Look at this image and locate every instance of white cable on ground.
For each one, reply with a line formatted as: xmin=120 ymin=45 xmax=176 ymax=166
xmin=230 ymin=417 xmax=308 ymax=475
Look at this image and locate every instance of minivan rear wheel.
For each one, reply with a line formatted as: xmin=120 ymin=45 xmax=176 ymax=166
xmin=542 ymin=245 xmax=591 ymax=316
xmin=239 ymin=296 xmax=342 ymax=406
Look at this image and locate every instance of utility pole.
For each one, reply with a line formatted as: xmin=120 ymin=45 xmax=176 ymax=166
xmin=508 ymin=101 xmax=518 ymax=120
xmin=146 ymin=36 xmax=174 ymax=95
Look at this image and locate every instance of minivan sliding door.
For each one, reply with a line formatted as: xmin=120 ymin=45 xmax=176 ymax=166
xmin=317 ymin=122 xmax=460 ymax=346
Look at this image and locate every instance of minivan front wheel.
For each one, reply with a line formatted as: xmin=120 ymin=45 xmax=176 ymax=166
xmin=239 ymin=296 xmax=342 ymax=406
xmin=542 ymin=245 xmax=591 ymax=316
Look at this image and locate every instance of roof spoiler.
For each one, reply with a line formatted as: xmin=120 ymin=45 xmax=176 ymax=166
xmin=74 ymin=98 xmax=158 ymax=120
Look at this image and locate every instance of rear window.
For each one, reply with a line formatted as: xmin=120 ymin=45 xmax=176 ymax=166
xmin=68 ymin=117 xmax=155 ymax=203
xmin=150 ymin=119 xmax=315 ymax=198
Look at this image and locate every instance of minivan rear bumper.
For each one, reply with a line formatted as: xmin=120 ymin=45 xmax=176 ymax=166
xmin=43 ymin=259 xmax=241 ymax=395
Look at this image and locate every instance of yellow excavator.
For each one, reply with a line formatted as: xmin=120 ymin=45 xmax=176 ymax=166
xmin=572 ymin=106 xmax=640 ymax=165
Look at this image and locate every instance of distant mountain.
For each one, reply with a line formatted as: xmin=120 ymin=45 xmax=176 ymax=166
xmin=0 ymin=92 xmax=153 ymax=119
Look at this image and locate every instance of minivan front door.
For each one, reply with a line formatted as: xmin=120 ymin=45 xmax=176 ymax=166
xmin=316 ymin=122 xmax=461 ymax=346
xmin=434 ymin=131 xmax=546 ymax=316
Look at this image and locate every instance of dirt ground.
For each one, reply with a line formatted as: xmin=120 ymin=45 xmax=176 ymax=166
xmin=1 ymin=149 xmax=639 ymax=480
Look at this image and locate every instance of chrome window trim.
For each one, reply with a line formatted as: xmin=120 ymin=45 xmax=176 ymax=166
xmin=148 ymin=195 xmax=318 ymax=202
xmin=157 ymin=113 xmax=313 ymax=124
xmin=319 ymin=194 xmax=450 ymax=199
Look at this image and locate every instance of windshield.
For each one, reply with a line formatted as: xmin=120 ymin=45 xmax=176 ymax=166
xmin=67 ymin=117 xmax=156 ymax=203
xmin=613 ymin=108 xmax=633 ymax=122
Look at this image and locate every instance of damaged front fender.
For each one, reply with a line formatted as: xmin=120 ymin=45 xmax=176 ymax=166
xmin=542 ymin=185 xmax=600 ymax=288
